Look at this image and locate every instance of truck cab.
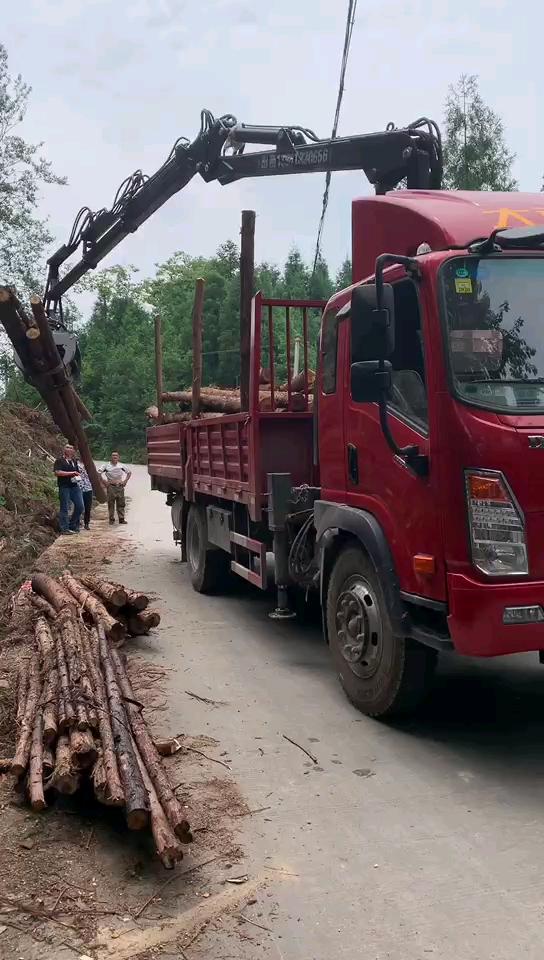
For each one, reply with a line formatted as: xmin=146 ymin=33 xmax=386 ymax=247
xmin=316 ymin=191 xmax=544 ymax=713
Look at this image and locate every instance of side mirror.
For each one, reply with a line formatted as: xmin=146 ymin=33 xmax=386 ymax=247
xmin=351 ymin=283 xmax=395 ymax=360
xmin=350 ymin=360 xmax=392 ymax=404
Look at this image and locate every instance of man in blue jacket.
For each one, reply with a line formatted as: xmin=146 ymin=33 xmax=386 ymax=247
xmin=53 ymin=443 xmax=84 ymax=535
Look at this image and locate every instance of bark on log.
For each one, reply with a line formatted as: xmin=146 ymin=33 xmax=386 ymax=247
xmin=134 ymin=740 xmax=184 ymax=868
xmin=35 ymin=617 xmax=56 ymax=673
xmin=110 ymin=646 xmax=191 ymax=843
xmin=127 ymin=609 xmax=161 ymax=636
xmin=29 ymin=295 xmax=106 ymax=503
xmin=29 ymin=710 xmax=46 ymax=811
xmin=123 ymin=587 xmax=149 ymax=613
xmin=92 ymin=756 xmax=111 ymax=805
xmin=35 ymin=617 xmax=58 ymax=742
xmin=80 ymin=627 xmax=124 ymax=806
xmin=31 ymin=574 xmax=77 ymax=613
xmin=78 ymin=575 xmax=128 ymax=608
xmin=69 ymin=729 xmax=98 ymax=770
xmin=27 ymin=593 xmax=56 ymax=620
xmin=56 ymin=631 xmax=76 ymax=730
xmin=50 ymin=735 xmax=79 ymax=794
xmin=16 ymin=660 xmax=29 ymax=727
xmin=58 ymin=693 xmax=68 ymax=734
xmin=145 ymin=407 xmax=221 ymax=424
xmin=41 ymin=668 xmax=58 ymax=746
xmin=0 ymin=289 xmax=77 ymax=444
xmin=98 ymin=624 xmax=149 ymax=829
xmin=12 ymin=658 xmax=41 ymax=778
xmin=58 ymin=608 xmax=89 ymax=730
xmin=59 ymin=572 xmax=126 ymax=644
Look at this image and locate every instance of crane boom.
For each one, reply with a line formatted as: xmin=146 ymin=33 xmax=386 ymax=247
xmin=44 ymin=109 xmax=442 ymax=310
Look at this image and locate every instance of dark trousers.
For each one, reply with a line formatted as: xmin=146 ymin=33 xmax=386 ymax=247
xmin=82 ymin=490 xmax=93 ymax=527
xmin=59 ymin=484 xmax=83 ymax=532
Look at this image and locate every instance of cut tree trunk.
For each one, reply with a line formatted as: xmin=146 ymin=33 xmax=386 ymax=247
xmin=41 ymin=668 xmax=58 ymax=746
xmin=35 ymin=617 xmax=56 ymax=673
xmin=69 ymin=729 xmax=98 ymax=771
xmin=80 ymin=626 xmax=124 ymax=806
xmin=12 ymin=658 xmax=41 ymax=778
xmin=98 ymin=625 xmax=148 ymax=827
xmin=58 ymin=608 xmax=89 ymax=730
xmin=50 ymin=735 xmax=79 ymax=794
xmin=29 ymin=710 xmax=46 ymax=811
xmin=56 ymin=631 xmax=76 ymax=730
xmin=122 ymin=587 xmax=149 ymax=613
xmin=134 ymin=740 xmax=184 ymax=868
xmin=31 ymin=574 xmax=77 ymax=613
xmin=59 ymin=572 xmax=126 ymax=645
xmin=127 ymin=609 xmax=161 ymax=636
xmin=78 ymin=576 xmax=128 ymax=608
xmin=110 ymin=646 xmax=191 ymax=843
xmin=16 ymin=660 xmax=29 ymax=727
xmin=92 ymin=756 xmax=111 ymax=805
xmin=27 ymin=593 xmax=56 ymax=620
xmin=36 ymin=617 xmax=58 ymax=743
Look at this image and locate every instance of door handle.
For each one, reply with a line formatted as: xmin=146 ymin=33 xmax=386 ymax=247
xmin=347 ymin=444 xmax=358 ymax=485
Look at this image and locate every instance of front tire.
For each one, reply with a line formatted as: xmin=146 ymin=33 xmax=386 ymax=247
xmin=326 ymin=545 xmax=436 ymax=717
xmin=186 ymin=504 xmax=230 ymax=594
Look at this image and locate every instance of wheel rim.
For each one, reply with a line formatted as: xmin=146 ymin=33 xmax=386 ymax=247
xmin=188 ymin=516 xmax=201 ymax=574
xmin=335 ymin=574 xmax=383 ymax=679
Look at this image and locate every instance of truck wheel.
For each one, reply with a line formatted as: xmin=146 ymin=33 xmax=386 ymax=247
xmin=186 ymin=504 xmax=230 ymax=594
xmin=326 ymin=546 xmax=436 ymax=718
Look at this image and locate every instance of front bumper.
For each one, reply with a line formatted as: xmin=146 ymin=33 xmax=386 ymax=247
xmin=448 ymin=572 xmax=544 ymax=656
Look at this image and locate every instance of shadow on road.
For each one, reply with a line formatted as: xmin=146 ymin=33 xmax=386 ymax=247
xmin=216 ymin=572 xmax=544 ymax=800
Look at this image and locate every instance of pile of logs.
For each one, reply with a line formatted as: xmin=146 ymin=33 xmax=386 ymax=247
xmin=0 ymin=287 xmax=105 ymax=502
xmin=146 ymin=376 xmax=316 ymax=424
xmin=7 ymin=572 xmax=188 ymax=868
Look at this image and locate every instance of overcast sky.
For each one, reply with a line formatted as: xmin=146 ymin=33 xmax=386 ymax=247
xmin=3 ymin=0 xmax=541 ymax=295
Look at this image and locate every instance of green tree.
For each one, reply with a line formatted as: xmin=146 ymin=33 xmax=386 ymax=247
xmin=443 ymin=75 xmax=517 ymax=191
xmin=0 ymin=44 xmax=66 ymax=293
xmin=335 ymin=257 xmax=352 ymax=290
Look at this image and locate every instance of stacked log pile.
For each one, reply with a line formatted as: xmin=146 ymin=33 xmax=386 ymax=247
xmin=146 ymin=373 xmax=316 ymax=424
xmin=0 ymin=287 xmax=105 ymax=502
xmin=7 ymin=572 xmax=188 ymax=868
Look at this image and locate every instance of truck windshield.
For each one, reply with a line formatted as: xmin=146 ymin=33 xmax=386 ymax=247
xmin=440 ymin=256 xmax=544 ymax=412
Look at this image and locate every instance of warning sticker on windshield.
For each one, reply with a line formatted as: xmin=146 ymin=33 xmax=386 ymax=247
xmin=455 ymin=278 xmax=473 ymax=294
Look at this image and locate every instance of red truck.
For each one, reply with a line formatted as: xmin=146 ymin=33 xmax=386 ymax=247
xmin=41 ymin=110 xmax=544 ymax=716
xmin=148 ymin=190 xmax=544 ymax=717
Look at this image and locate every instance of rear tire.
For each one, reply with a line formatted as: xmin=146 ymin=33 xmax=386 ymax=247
xmin=326 ymin=545 xmax=436 ymax=717
xmin=186 ymin=504 xmax=230 ymax=594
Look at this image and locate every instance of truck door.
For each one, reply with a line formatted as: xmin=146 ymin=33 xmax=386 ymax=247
xmin=344 ymin=277 xmax=445 ymax=601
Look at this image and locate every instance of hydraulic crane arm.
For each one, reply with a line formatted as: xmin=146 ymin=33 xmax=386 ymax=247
xmin=45 ymin=109 xmax=442 ymax=310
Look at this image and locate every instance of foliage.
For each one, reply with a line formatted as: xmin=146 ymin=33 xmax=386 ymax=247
xmin=443 ymin=75 xmax=517 ymax=191
xmin=21 ymin=244 xmax=346 ymax=462
xmin=0 ymin=44 xmax=66 ymax=294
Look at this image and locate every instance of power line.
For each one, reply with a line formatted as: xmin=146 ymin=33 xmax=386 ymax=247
xmin=311 ymin=0 xmax=358 ymax=283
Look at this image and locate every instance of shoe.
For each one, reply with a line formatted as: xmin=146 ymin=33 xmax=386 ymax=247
xmin=109 ymin=519 xmax=115 ymax=525
xmin=118 ymin=519 xmax=127 ymax=525
xmin=60 ymin=530 xmax=75 ymax=536
xmin=84 ymin=524 xmax=90 ymax=530
xmin=69 ymin=529 xmax=80 ymax=534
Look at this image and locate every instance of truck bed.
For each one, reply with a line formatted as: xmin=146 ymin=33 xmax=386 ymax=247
xmin=147 ymin=294 xmax=324 ymax=519
xmin=148 ymin=409 xmax=315 ymax=520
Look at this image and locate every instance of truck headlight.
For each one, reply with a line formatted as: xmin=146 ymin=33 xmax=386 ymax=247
xmin=465 ymin=470 xmax=528 ymax=577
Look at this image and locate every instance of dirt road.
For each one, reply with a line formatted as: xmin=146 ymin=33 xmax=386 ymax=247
xmin=106 ymin=465 xmax=544 ymax=959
